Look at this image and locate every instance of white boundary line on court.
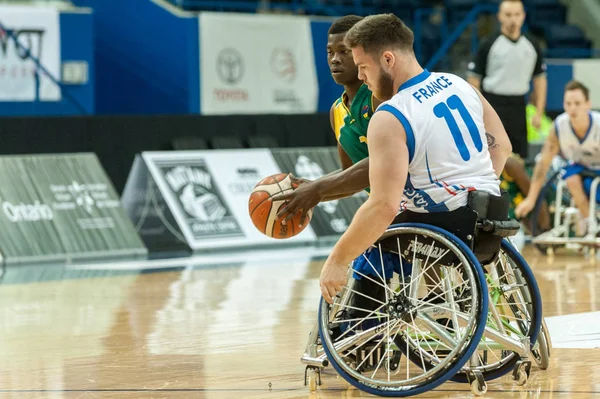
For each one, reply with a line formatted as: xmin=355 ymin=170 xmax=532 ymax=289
xmin=68 ymin=245 xmax=334 ymax=271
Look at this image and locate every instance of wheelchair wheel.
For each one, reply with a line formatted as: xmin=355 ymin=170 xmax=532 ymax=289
xmin=530 ymin=161 xmax=572 ymax=253
xmin=318 ymin=223 xmax=488 ymax=397
xmin=531 ymin=319 xmax=552 ymax=370
xmin=394 ymin=239 xmax=543 ymax=383
xmin=451 ymin=239 xmax=543 ymax=381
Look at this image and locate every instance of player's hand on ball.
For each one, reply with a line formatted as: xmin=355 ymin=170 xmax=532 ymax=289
xmin=272 ymin=174 xmax=321 ymax=226
xmin=515 ymin=197 xmax=535 ymax=219
xmin=288 ymin=173 xmax=311 ymax=186
xmin=320 ymin=260 xmax=348 ymax=304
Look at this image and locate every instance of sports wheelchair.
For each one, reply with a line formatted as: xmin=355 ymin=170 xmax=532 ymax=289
xmin=301 ymin=191 xmax=550 ymax=397
xmin=531 ymin=161 xmax=600 ymax=255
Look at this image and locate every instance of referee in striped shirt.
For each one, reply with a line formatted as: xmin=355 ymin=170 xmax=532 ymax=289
xmin=468 ymin=0 xmax=547 ymax=159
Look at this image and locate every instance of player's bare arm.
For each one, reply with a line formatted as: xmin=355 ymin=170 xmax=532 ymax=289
xmin=273 ymin=104 xmax=370 ymax=225
xmin=532 ymin=75 xmax=547 ymax=128
xmin=468 ymin=76 xmax=481 ymax=91
xmin=504 ymin=156 xmax=531 ymax=196
xmin=476 ymin=88 xmax=512 ymax=176
xmin=515 ymin=126 xmax=559 ymax=218
xmin=320 ymin=111 xmax=407 ymax=303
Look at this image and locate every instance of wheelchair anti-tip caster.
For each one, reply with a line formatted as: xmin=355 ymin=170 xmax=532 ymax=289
xmin=512 ymin=359 xmax=532 ymax=386
xmin=304 ymin=366 xmax=322 ymax=391
xmin=467 ymin=370 xmax=487 ymax=396
xmin=383 ymin=350 xmax=402 ymax=375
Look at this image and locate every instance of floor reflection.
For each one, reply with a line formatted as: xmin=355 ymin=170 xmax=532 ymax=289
xmin=0 ymin=246 xmax=598 ymax=398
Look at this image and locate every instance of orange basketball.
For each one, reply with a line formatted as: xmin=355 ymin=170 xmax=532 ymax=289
xmin=248 ymin=173 xmax=313 ymax=239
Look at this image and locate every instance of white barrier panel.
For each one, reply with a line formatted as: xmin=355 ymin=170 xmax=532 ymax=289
xmin=122 ymin=149 xmax=318 ymax=252
xmin=0 ymin=5 xmax=61 ymax=101
xmin=199 ymin=12 xmax=318 ymax=115
xmin=573 ymin=59 xmax=600 ymax=109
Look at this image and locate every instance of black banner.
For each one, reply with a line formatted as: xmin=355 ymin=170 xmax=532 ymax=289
xmin=154 ymin=158 xmax=244 ymax=240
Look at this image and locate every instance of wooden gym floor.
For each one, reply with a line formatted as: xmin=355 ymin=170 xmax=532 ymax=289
xmin=0 ymin=245 xmax=599 ymax=398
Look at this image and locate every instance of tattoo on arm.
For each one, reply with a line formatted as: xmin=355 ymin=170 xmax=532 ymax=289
xmin=486 ymin=133 xmax=499 ymax=150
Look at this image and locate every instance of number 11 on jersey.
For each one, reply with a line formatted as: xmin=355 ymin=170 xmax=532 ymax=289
xmin=433 ymin=94 xmax=483 ymax=161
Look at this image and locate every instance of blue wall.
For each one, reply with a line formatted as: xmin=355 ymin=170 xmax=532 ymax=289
xmin=0 ymin=10 xmax=95 ymax=116
xmin=71 ymin=0 xmax=338 ymax=115
xmin=546 ymin=61 xmax=573 ymax=112
xmin=311 ymin=20 xmax=342 ymax=114
xmin=72 ymin=0 xmax=198 ymax=115
xmin=0 ymin=2 xmax=572 ymax=117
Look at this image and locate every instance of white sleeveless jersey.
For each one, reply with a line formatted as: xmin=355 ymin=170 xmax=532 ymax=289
xmin=377 ymin=70 xmax=500 ymax=213
xmin=554 ymin=111 xmax=600 ymax=170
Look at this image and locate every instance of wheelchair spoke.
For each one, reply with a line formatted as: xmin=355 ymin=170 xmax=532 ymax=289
xmin=355 ymin=320 xmax=401 ymax=371
xmin=352 ymin=268 xmax=397 ymax=298
xmin=361 ymin=252 xmax=387 ymax=289
xmin=343 ymin=285 xmax=387 ymax=307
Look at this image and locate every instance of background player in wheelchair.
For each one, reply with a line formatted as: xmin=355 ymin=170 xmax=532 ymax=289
xmin=516 ymin=80 xmax=600 ymax=239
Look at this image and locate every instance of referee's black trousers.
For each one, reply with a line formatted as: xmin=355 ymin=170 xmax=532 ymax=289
xmin=483 ymin=92 xmax=528 ymax=159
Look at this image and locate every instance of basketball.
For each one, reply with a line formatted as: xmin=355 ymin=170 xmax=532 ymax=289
xmin=248 ymin=173 xmax=313 ymax=239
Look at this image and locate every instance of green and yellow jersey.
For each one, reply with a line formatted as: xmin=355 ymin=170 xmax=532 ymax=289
xmin=500 ymin=154 xmax=526 ymax=219
xmin=332 ymin=84 xmax=375 ymax=165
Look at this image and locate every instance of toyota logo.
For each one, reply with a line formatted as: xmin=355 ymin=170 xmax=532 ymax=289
xmin=271 ymin=49 xmax=296 ymax=82
xmin=216 ymin=48 xmax=244 ymax=84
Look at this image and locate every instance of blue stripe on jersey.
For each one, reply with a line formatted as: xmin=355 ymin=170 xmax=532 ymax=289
xmin=405 ymin=174 xmax=450 ymax=212
xmin=377 ymin=104 xmax=415 ymax=162
xmin=398 ymin=69 xmax=431 ymax=92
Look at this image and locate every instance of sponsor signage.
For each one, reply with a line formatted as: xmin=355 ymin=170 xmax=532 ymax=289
xmin=0 ymin=154 xmax=147 ymax=264
xmin=199 ymin=12 xmax=318 ymax=115
xmin=0 ymin=5 xmax=61 ymax=101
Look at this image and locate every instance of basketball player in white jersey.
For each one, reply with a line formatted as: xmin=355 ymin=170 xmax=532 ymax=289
xmin=516 ymin=80 xmax=600 ymax=235
xmin=319 ymin=13 xmax=512 ymax=303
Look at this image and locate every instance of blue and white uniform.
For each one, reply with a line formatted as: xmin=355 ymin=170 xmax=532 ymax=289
xmin=376 ymin=69 xmax=500 ymax=213
xmin=554 ymin=111 xmax=600 ymax=201
xmin=554 ymin=111 xmax=600 ymax=178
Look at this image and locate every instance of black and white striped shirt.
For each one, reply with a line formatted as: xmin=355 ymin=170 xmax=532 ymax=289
xmin=468 ymin=33 xmax=546 ymax=96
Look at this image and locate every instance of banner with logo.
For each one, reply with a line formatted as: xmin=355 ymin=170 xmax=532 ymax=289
xmin=126 ymin=150 xmax=317 ymax=252
xmin=0 ymin=5 xmax=61 ymax=101
xmin=0 ymin=154 xmax=147 ymax=265
xmin=199 ymin=12 xmax=318 ymax=115
xmin=121 ymin=155 xmax=193 ymax=254
xmin=270 ymin=148 xmax=367 ymax=238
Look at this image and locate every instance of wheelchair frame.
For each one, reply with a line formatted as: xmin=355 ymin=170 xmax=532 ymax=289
xmin=301 ymin=223 xmax=547 ymax=397
xmin=532 ymin=176 xmax=600 ymax=254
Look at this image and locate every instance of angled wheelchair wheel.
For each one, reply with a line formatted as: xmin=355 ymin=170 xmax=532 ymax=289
xmin=394 ymin=239 xmax=543 ymax=383
xmin=531 ymin=319 xmax=552 ymax=370
xmin=318 ymin=223 xmax=488 ymax=397
xmin=450 ymin=239 xmax=544 ymax=381
xmin=530 ymin=164 xmax=573 ymax=253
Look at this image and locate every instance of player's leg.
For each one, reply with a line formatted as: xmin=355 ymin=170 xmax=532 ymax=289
xmin=565 ymin=174 xmax=590 ymax=218
xmin=503 ymin=155 xmax=550 ymax=231
xmin=346 ymin=249 xmax=395 ymax=330
xmin=564 ymin=172 xmax=590 ymax=236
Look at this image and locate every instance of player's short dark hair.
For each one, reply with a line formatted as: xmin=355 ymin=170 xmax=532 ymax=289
xmin=565 ymin=80 xmax=590 ymax=100
xmin=328 ymin=15 xmax=363 ymax=35
xmin=345 ymin=14 xmax=414 ymax=55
